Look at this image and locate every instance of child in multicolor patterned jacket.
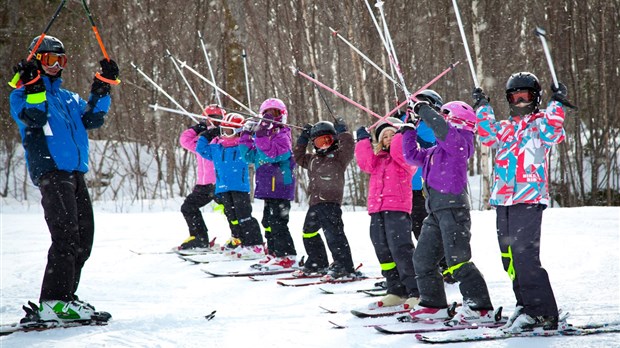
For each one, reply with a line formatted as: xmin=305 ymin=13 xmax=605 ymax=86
xmin=239 ymin=98 xmax=297 ymax=270
xmin=473 ymin=72 xmax=570 ymax=333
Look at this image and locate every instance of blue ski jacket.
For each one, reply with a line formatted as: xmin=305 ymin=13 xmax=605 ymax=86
xmin=10 ymin=76 xmax=110 ymax=186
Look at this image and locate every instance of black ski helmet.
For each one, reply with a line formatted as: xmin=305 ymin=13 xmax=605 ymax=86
xmin=415 ymin=89 xmax=443 ymax=111
xmin=310 ymin=121 xmax=337 ymax=139
xmin=29 ymin=35 xmax=65 ymax=55
xmin=505 ymin=72 xmax=541 ymax=116
xmin=310 ymin=121 xmax=338 ymax=154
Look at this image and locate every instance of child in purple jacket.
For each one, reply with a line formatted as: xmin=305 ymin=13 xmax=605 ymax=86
xmin=239 ymin=98 xmax=297 ymax=270
xmin=401 ymin=101 xmax=494 ymax=325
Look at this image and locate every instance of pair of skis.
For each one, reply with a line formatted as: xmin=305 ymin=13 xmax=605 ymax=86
xmin=415 ymin=320 xmax=620 ymax=343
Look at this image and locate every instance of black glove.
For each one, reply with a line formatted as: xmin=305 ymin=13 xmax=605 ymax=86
xmin=334 ymin=117 xmax=347 ymax=134
xmin=14 ymin=59 xmax=45 ymax=95
xmin=550 ymin=82 xmax=577 ymax=109
xmin=356 ymin=126 xmax=370 ymax=142
xmin=201 ymin=127 xmax=220 ymax=142
xmin=100 ymin=59 xmax=119 ymax=81
xmin=91 ymin=59 xmax=119 ymax=96
xmin=472 ymin=87 xmax=490 ymax=109
xmin=191 ymin=122 xmax=208 ymax=134
xmin=297 ymin=123 xmax=312 ymax=146
xmin=412 ymin=100 xmax=430 ymax=115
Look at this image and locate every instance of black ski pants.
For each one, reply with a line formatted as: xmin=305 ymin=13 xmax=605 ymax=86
xmin=496 ymin=204 xmax=558 ymax=317
xmin=38 ymin=170 xmax=94 ymax=302
xmin=414 ymin=208 xmax=492 ymax=310
xmin=181 ymin=184 xmax=216 ymax=240
xmin=370 ymin=211 xmax=419 ymax=298
xmin=217 ymin=191 xmax=263 ymax=246
xmin=261 ymin=198 xmax=296 ymax=257
xmin=302 ymin=203 xmax=354 ymax=271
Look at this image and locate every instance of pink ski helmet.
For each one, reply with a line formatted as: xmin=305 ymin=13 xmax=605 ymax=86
xmin=258 ymin=98 xmax=288 ymax=124
xmin=440 ymin=101 xmax=476 ymax=132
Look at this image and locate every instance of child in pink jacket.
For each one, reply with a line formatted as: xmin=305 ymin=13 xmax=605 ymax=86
xmin=175 ymin=105 xmax=224 ymax=252
xmin=354 ymin=117 xmax=420 ymax=309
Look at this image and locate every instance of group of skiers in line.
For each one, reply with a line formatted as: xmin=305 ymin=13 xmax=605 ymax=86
xmin=176 ymin=73 xmax=572 ymax=333
xmin=10 ymin=33 xmax=573 ymax=334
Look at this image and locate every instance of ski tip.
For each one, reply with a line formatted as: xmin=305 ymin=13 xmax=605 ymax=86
xmin=205 ymin=310 xmax=216 ymax=321
xmin=535 ymin=27 xmax=547 ymax=37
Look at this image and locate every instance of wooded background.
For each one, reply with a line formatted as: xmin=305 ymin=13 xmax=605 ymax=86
xmin=1 ymin=0 xmax=618 ymax=207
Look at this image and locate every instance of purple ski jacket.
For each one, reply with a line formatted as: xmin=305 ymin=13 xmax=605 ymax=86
xmin=239 ymin=126 xmax=296 ymax=200
xmin=402 ymin=106 xmax=474 ymax=197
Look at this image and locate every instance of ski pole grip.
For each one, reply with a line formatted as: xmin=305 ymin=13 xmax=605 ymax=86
xmin=8 ymin=72 xmax=20 ymax=88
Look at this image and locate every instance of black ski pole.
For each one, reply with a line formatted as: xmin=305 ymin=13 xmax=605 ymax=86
xmin=9 ymin=0 xmax=67 ymax=88
xmin=309 ymin=72 xmax=338 ymax=122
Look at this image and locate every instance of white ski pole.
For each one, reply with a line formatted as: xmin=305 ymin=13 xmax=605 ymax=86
xmin=452 ymin=0 xmax=479 ymax=88
xmin=534 ymin=27 xmax=559 ymax=89
xmin=242 ymin=49 xmax=252 ymax=110
xmin=165 ymin=49 xmax=204 ymax=111
xmin=131 ymin=62 xmax=199 ymax=123
xmin=176 ymin=57 xmax=258 ymax=116
xmin=149 ymin=104 xmax=242 ymax=126
xmin=327 ymin=27 xmax=402 ymax=91
xmin=198 ymin=31 xmax=222 ymax=106
xmin=375 ymin=0 xmax=411 ymax=98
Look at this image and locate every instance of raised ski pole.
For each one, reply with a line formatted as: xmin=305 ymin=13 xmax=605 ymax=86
xmin=220 ymin=107 xmax=305 ymax=130
xmin=535 ymin=27 xmax=577 ymax=109
xmin=150 ymin=104 xmax=247 ymax=127
xmin=534 ymin=27 xmax=558 ymax=89
xmin=242 ymin=49 xmax=252 ymax=110
xmin=81 ymin=0 xmax=120 ymax=85
xmin=308 ymin=72 xmax=338 ymax=122
xmin=165 ymin=50 xmax=203 ymax=111
xmin=368 ymin=62 xmax=460 ymax=130
xmin=375 ymin=0 xmax=410 ymax=99
xmin=363 ymin=0 xmax=404 ymax=101
xmin=131 ymin=62 xmax=199 ymax=123
xmin=328 ymin=27 xmax=402 ymax=90
xmin=176 ymin=57 xmax=258 ymax=116
xmin=9 ymin=0 xmax=67 ymax=88
xmin=292 ymin=66 xmax=397 ymax=127
xmin=452 ymin=0 xmax=479 ymax=88
xmin=198 ymin=31 xmax=222 ymax=106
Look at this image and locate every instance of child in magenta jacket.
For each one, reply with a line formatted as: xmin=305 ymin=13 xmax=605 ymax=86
xmin=354 ymin=117 xmax=420 ymax=309
xmin=175 ymin=105 xmax=223 ymax=252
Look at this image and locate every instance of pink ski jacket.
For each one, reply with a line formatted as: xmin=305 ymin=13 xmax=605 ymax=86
xmin=179 ymin=128 xmax=216 ymax=185
xmin=355 ymin=133 xmax=417 ymax=214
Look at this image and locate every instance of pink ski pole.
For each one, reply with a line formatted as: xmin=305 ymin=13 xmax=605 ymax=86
xmin=368 ymin=61 xmax=460 ymax=130
xmin=291 ymin=66 xmax=397 ymax=126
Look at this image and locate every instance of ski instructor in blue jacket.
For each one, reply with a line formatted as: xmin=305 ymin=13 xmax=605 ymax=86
xmin=9 ymin=35 xmax=118 ymax=324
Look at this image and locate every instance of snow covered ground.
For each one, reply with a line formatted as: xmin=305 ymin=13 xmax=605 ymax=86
xmin=1 ymin=199 xmax=619 ymax=347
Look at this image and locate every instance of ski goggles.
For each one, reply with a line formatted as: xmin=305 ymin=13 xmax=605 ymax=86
xmin=507 ymin=90 xmax=534 ymax=104
xmin=36 ymin=52 xmax=67 ymax=69
xmin=313 ymin=134 xmax=334 ymax=149
xmin=220 ymin=126 xmax=238 ymax=137
xmin=262 ymin=110 xmax=282 ymax=123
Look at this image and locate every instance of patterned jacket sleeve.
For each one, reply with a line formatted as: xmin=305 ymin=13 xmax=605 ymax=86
xmin=475 ymin=104 xmax=500 ymax=147
xmin=539 ymin=100 xmax=566 ymax=146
